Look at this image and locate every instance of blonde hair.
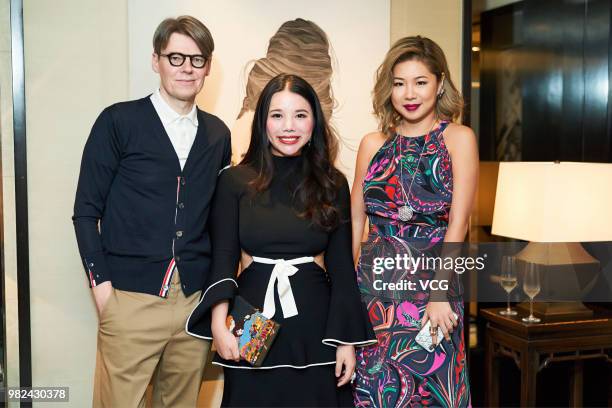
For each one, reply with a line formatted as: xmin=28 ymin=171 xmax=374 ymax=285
xmin=373 ymin=36 xmax=463 ymax=136
xmin=238 ymin=18 xmax=334 ymax=120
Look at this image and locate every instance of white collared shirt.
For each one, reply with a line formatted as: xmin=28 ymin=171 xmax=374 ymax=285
xmin=150 ymin=89 xmax=198 ymax=170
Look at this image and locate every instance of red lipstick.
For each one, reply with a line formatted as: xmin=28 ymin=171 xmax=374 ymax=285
xmin=404 ymin=104 xmax=420 ymax=111
xmin=277 ymin=136 xmax=300 ymax=145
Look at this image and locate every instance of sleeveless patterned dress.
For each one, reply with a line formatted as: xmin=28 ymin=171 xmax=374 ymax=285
xmin=353 ymin=121 xmax=471 ymax=408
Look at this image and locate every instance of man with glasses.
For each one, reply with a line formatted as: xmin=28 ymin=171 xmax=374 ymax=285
xmin=73 ymin=16 xmax=230 ymax=407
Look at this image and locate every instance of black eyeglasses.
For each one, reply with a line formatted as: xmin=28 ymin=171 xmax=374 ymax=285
xmin=159 ymin=52 xmax=208 ymax=69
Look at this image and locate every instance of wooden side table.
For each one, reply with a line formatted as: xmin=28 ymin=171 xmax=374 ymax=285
xmin=481 ymin=307 xmax=612 ymax=407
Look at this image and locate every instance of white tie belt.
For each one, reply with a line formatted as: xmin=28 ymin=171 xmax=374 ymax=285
xmin=251 ymin=256 xmax=314 ymax=319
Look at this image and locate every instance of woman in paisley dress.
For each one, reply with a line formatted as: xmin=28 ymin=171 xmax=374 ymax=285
xmin=351 ymin=36 xmax=477 ymax=407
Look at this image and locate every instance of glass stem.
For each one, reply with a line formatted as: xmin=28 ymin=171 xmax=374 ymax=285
xmin=529 ymin=297 xmax=534 ymax=318
xmin=506 ymin=293 xmax=511 ymax=312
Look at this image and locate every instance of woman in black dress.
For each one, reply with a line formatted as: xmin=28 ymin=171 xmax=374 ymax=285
xmin=186 ymin=74 xmax=376 ymax=407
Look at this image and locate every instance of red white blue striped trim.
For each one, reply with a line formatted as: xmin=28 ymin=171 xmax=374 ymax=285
xmin=159 ymin=257 xmax=176 ymax=297
xmin=160 ymin=175 xmax=181 ymax=297
xmin=88 ymin=270 xmax=97 ymax=287
xmin=85 ymin=258 xmax=97 ymax=287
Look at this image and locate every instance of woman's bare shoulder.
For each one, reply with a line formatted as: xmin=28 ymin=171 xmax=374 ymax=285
xmin=358 ymin=131 xmax=388 ymax=158
xmin=443 ymin=123 xmax=476 ymax=141
xmin=442 ymin=123 xmax=477 ymax=154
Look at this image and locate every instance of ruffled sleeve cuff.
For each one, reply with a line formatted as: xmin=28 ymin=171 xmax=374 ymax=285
xmin=322 ymin=295 xmax=377 ymax=348
xmin=185 ymin=278 xmax=238 ymax=340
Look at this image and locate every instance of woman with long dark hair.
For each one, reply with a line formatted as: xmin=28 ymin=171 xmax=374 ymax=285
xmin=186 ymin=74 xmax=375 ymax=406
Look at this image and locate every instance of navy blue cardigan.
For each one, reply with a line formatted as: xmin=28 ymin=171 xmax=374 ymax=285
xmin=73 ymin=96 xmax=231 ymax=297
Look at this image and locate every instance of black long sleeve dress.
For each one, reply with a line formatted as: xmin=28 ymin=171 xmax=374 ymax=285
xmin=186 ymin=155 xmax=376 ymax=407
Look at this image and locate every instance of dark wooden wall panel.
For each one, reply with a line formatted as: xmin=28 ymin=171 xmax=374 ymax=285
xmin=480 ymin=0 xmax=612 ymax=163
xmin=583 ymin=0 xmax=610 ymax=162
xmin=558 ymin=0 xmax=586 ymax=161
xmin=521 ymin=0 xmax=566 ymax=161
xmin=480 ymin=3 xmax=523 ymax=161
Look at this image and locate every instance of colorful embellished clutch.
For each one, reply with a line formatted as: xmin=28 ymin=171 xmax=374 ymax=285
xmin=225 ymin=296 xmax=280 ymax=366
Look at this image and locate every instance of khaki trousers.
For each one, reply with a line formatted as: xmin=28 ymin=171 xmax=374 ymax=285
xmin=93 ymin=272 xmax=209 ymax=408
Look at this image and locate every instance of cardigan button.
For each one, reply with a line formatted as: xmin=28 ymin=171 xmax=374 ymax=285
xmin=180 ymin=177 xmax=186 ymax=186
xmin=176 ymin=230 xmax=183 ymax=238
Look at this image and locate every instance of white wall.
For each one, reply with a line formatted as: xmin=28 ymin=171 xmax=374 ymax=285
xmin=391 ymin=0 xmax=464 ymax=95
xmin=23 ymin=0 xmax=129 ymax=405
xmin=128 ymin=0 xmax=390 ymax=183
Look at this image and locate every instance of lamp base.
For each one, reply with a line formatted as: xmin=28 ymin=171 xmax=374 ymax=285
xmin=516 ymin=301 xmax=593 ymax=321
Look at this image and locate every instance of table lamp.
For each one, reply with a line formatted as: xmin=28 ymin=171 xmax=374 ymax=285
xmin=491 ymin=161 xmax=612 ymax=319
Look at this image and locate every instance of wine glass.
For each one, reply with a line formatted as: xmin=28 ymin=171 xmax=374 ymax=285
xmin=522 ymin=262 xmax=541 ymax=323
xmin=499 ymin=256 xmax=518 ymax=316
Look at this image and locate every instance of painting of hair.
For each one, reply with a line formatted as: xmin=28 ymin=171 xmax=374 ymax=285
xmin=232 ymin=18 xmax=335 ymax=163
xmin=239 ymin=18 xmax=334 ymax=120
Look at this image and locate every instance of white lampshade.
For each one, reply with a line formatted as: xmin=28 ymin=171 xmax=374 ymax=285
xmin=492 ymin=162 xmax=612 ymax=242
